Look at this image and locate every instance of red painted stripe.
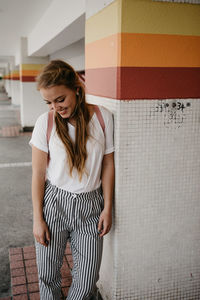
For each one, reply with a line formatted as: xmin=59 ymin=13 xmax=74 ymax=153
xmin=86 ymin=67 xmax=200 ymax=99
xmin=20 ymin=76 xmax=36 ymax=82
xmin=86 ymin=68 xmax=119 ymax=99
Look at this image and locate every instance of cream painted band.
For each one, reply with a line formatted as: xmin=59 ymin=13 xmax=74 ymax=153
xmin=20 ymin=64 xmax=45 ymax=71
xmin=86 ymin=0 xmax=200 ymax=45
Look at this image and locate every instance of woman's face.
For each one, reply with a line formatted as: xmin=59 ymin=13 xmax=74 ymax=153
xmin=40 ymin=85 xmax=77 ymax=119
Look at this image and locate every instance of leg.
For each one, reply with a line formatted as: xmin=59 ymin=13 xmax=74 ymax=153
xmin=35 ymin=229 xmax=69 ymax=300
xmin=66 ymin=230 xmax=103 ymax=299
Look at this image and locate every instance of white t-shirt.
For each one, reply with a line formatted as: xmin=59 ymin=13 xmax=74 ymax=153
xmin=29 ymin=105 xmax=114 ymax=193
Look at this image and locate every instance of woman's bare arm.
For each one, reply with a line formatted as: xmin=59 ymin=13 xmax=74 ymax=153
xmin=32 ymin=146 xmax=50 ymax=246
xmin=98 ymin=152 xmax=115 ymax=237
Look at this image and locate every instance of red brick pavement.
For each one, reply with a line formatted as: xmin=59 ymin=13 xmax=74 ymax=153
xmin=3 ymin=243 xmax=73 ymax=300
xmin=0 ymin=126 xmax=32 ymax=137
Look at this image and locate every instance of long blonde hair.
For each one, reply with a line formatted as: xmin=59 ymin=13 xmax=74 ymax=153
xmin=36 ymin=60 xmax=90 ymax=180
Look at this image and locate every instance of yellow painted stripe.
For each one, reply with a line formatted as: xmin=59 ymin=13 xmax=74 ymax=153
xmin=21 ymin=64 xmax=45 ymax=71
xmin=86 ymin=33 xmax=200 ymax=68
xmin=86 ymin=0 xmax=200 ymax=45
xmin=122 ymin=0 xmax=200 ymax=36
xmin=21 ymin=70 xmax=41 ymax=76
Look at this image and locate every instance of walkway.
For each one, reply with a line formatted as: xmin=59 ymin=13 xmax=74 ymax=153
xmin=0 ymin=91 xmax=33 ymax=298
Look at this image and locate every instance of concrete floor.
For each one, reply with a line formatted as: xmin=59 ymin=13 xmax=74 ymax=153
xmin=0 ymin=92 xmax=34 ymax=297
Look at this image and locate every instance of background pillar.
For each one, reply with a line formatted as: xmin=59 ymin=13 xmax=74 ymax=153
xmin=85 ymin=0 xmax=200 ymax=299
xmin=19 ymin=37 xmax=48 ymax=129
xmin=4 ymin=68 xmax=12 ymax=98
xmin=10 ymin=67 xmax=20 ymax=105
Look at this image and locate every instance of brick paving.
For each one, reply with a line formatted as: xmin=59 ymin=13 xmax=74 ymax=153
xmin=0 ymin=92 xmax=32 ymax=137
xmin=3 ymin=243 xmax=73 ymax=300
xmin=0 ymin=125 xmax=32 ymax=137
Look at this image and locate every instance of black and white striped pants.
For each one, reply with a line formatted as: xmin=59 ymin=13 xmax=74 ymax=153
xmin=35 ymin=180 xmax=104 ymax=300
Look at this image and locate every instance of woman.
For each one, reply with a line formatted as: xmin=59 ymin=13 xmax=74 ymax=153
xmin=29 ymin=60 xmax=115 ymax=300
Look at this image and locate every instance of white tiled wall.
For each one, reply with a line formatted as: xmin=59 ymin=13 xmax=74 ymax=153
xmin=87 ymin=95 xmax=200 ymax=299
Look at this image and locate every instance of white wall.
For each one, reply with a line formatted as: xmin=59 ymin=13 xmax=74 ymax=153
xmin=5 ymin=80 xmax=12 ymax=98
xmin=11 ymin=80 xmax=20 ymax=106
xmin=19 ymin=37 xmax=49 ymax=128
xmin=20 ymin=37 xmax=49 ymax=65
xmin=50 ymin=38 xmax=85 ymax=71
xmin=20 ymin=82 xmax=47 ymax=128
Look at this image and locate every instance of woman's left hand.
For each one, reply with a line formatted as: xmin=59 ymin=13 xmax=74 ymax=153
xmin=98 ymin=209 xmax=112 ymax=237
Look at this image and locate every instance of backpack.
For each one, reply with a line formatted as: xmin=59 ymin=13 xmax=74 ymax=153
xmin=46 ymin=105 xmax=105 ymax=162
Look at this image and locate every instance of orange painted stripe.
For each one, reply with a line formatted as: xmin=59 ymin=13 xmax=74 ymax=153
xmin=86 ymin=67 xmax=200 ymax=99
xmin=121 ymin=33 xmax=200 ymax=67
xmin=21 ymin=70 xmax=40 ymax=76
xmin=85 ymin=33 xmax=200 ymax=68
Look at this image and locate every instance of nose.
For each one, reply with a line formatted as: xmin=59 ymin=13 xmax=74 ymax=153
xmin=51 ymin=102 xmax=58 ymax=111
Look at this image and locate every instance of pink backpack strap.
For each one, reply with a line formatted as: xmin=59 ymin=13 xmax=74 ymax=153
xmin=93 ymin=105 xmax=105 ymax=133
xmin=47 ymin=110 xmax=54 ymax=163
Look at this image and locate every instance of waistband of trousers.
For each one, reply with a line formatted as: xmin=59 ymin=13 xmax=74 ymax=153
xmin=45 ymin=179 xmax=102 ymax=199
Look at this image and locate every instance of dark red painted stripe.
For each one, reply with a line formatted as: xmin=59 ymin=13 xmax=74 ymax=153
xmin=85 ymin=67 xmax=200 ymax=99
xmin=20 ymin=76 xmax=36 ymax=82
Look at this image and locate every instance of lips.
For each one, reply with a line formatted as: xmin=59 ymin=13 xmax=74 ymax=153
xmin=59 ymin=108 xmax=68 ymax=115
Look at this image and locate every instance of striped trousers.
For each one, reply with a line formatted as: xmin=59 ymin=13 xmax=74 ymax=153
xmin=35 ymin=180 xmax=104 ymax=300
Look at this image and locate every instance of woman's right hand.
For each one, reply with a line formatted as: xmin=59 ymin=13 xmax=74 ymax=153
xmin=33 ymin=219 xmax=51 ymax=247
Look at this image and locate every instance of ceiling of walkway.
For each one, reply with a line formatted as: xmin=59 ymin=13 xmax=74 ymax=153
xmin=0 ymin=0 xmax=53 ymax=57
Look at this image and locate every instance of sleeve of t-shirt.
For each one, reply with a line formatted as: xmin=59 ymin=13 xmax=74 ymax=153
xmin=29 ymin=112 xmax=49 ymax=153
xmin=100 ymin=106 xmax=115 ymax=155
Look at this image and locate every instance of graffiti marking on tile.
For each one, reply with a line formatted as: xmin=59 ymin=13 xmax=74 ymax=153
xmin=150 ymin=100 xmax=191 ymax=128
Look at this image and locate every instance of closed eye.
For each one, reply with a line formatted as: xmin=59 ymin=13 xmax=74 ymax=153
xmin=44 ymin=97 xmax=65 ymax=105
xmin=45 ymin=100 xmax=51 ymax=105
xmin=57 ymin=98 xmax=65 ymax=103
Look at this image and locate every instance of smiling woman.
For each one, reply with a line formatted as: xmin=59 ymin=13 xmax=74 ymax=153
xmin=29 ymin=60 xmax=115 ymax=300
xmin=36 ymin=61 xmax=92 ymax=179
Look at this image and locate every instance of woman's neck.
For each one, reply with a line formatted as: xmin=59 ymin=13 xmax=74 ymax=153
xmin=68 ymin=104 xmax=95 ymax=127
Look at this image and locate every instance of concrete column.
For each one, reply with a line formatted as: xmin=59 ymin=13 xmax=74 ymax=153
xmin=19 ymin=37 xmax=49 ymax=129
xmin=85 ymin=0 xmax=200 ymax=299
xmin=0 ymin=70 xmax=3 ymax=91
xmin=4 ymin=67 xmax=12 ymax=98
xmin=10 ymin=67 xmax=20 ymax=106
